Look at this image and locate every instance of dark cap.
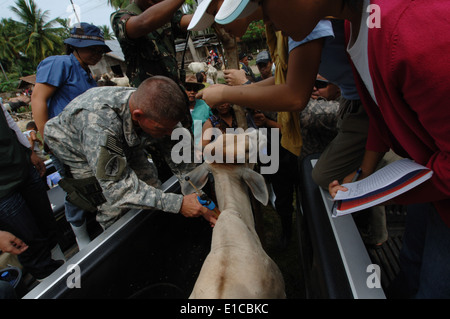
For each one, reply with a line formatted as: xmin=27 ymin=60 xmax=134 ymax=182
xmin=256 ymin=51 xmax=271 ymax=64
xmin=239 ymin=52 xmax=247 ymax=60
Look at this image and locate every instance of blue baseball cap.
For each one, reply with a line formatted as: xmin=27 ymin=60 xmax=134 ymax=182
xmin=64 ymin=22 xmax=111 ymax=52
xmin=214 ymin=0 xmax=259 ymax=25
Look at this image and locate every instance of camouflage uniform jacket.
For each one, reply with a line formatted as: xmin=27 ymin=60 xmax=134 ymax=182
xmin=111 ymin=3 xmax=185 ymax=87
xmin=45 ymin=86 xmax=197 ymax=215
xmin=299 ymin=98 xmax=340 ymax=160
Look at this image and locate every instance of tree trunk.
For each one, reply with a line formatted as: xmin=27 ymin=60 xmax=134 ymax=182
xmin=213 ymin=25 xmax=248 ymax=130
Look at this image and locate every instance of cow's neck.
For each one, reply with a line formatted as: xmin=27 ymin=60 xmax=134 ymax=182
xmin=214 ymin=172 xmax=255 ymax=229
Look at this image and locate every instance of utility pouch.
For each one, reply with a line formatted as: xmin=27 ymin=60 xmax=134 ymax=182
xmin=59 ymin=176 xmax=107 ymax=213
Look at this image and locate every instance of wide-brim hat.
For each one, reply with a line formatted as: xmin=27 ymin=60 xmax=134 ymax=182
xmin=188 ymin=0 xmax=215 ymax=31
xmin=184 ymin=75 xmax=205 ymax=91
xmin=64 ymin=22 xmax=111 ymax=52
xmin=215 ymin=0 xmax=259 ymax=25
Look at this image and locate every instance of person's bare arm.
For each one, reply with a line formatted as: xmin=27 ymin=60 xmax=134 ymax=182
xmin=125 ymin=0 xmax=190 ymax=39
xmin=200 ymin=119 xmax=214 ymax=148
xmin=179 ymin=13 xmax=193 ymax=31
xmin=29 ymin=130 xmax=43 ymax=146
xmin=198 ymin=38 xmax=324 ymax=112
xmin=31 ymin=83 xmax=58 ymax=140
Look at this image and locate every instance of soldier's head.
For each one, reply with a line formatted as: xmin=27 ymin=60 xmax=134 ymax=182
xmin=129 ymin=76 xmax=187 ymax=138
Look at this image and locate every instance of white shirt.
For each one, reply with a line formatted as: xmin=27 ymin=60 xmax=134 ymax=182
xmin=347 ymin=0 xmax=378 ymax=105
xmin=1 ymin=103 xmax=31 ymax=148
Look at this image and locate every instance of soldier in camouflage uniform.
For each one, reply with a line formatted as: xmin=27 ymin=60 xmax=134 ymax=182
xmin=110 ymin=0 xmax=191 ymax=87
xmin=111 ymin=0 xmax=194 ymax=182
xmin=299 ymin=98 xmax=340 ymax=161
xmin=45 ymin=76 xmax=216 ymax=229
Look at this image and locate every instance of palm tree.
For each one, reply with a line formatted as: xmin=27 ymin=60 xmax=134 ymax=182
xmin=100 ymin=25 xmax=116 ymax=40
xmin=0 ymin=18 xmax=35 ymax=77
xmin=107 ymin=0 xmax=130 ymax=9
xmin=10 ymin=0 xmax=65 ymax=64
xmin=0 ymin=19 xmax=21 ymax=63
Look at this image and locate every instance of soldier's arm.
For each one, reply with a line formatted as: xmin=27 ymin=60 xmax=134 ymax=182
xmin=179 ymin=13 xmax=193 ymax=31
xmin=125 ymin=0 xmax=188 ymax=39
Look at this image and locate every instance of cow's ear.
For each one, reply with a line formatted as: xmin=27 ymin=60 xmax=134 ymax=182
xmin=181 ymin=162 xmax=210 ymax=195
xmin=242 ymin=168 xmax=268 ymax=206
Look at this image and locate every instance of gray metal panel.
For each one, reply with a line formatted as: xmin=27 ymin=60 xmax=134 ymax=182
xmin=312 ymin=159 xmax=385 ymax=299
xmin=23 ymin=176 xmax=179 ymax=299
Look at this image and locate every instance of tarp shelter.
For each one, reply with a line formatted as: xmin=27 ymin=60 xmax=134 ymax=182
xmin=17 ymin=74 xmax=36 ymax=90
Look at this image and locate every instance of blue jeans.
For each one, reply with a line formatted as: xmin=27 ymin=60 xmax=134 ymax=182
xmin=0 ymin=166 xmax=61 ymax=279
xmin=0 ymin=280 xmax=16 ymax=299
xmin=390 ymin=203 xmax=450 ymax=298
xmin=50 ymin=154 xmax=87 ymax=227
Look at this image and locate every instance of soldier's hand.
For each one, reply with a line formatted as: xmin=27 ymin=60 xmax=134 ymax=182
xmin=180 ymin=193 xmax=217 ymax=226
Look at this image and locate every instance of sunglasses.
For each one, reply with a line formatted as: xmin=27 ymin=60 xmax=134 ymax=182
xmin=315 ymin=79 xmax=329 ymax=89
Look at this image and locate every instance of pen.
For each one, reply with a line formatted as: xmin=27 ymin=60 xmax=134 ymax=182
xmin=352 ymin=168 xmax=362 ymax=182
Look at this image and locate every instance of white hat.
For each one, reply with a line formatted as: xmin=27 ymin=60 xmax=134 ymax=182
xmin=188 ymin=0 xmax=215 ymax=31
xmin=214 ymin=0 xmax=259 ymax=25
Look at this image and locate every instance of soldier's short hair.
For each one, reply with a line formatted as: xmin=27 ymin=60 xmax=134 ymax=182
xmin=134 ymin=76 xmax=187 ymax=123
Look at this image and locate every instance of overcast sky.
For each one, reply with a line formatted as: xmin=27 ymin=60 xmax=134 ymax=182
xmin=0 ymin=0 xmax=116 ymax=28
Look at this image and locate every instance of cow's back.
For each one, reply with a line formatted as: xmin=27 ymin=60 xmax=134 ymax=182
xmin=189 ymin=211 xmax=286 ymax=299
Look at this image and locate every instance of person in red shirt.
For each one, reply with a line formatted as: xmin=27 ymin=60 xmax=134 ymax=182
xmin=194 ymin=0 xmax=450 ymax=298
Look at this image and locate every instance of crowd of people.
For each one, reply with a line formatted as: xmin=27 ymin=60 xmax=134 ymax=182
xmin=1 ymin=0 xmax=448 ymax=299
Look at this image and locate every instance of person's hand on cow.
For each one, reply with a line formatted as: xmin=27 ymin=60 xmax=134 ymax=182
xmin=180 ymin=193 xmax=217 ymax=226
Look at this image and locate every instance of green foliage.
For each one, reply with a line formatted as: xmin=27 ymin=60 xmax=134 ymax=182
xmin=0 ymin=80 xmax=20 ymax=93
xmin=99 ymin=25 xmax=116 ymax=40
xmin=0 ymin=0 xmax=71 ymax=93
xmin=107 ymin=0 xmax=130 ymax=9
xmin=10 ymin=0 xmax=66 ymax=64
xmin=240 ymin=20 xmax=265 ymax=42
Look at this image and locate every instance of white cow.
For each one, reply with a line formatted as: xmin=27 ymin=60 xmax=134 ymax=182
xmin=110 ymin=75 xmax=130 ymax=87
xmin=183 ymin=132 xmax=286 ymax=299
xmin=99 ymin=73 xmax=130 ymax=87
xmin=206 ymin=64 xmax=218 ymax=84
xmin=188 ymin=62 xmax=207 ymax=74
